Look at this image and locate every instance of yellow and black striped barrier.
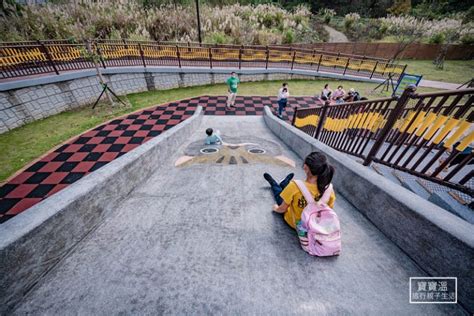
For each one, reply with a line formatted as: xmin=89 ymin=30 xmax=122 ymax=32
xmin=1 ymin=40 xmax=406 ymax=79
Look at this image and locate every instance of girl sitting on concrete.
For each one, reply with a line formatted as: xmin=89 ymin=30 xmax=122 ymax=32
xmin=263 ymin=151 xmax=336 ymax=229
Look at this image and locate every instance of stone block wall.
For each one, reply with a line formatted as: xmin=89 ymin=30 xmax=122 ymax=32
xmin=0 ymin=70 xmax=318 ymax=134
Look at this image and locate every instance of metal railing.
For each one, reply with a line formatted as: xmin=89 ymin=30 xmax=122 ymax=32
xmin=1 ymin=39 xmax=407 ymax=80
xmin=293 ymin=87 xmax=474 ymax=195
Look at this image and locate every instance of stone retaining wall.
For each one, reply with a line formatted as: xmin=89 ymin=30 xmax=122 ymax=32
xmin=0 ymin=70 xmax=323 ymax=134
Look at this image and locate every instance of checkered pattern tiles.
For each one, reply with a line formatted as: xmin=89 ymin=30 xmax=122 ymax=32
xmin=0 ymin=95 xmax=317 ymax=223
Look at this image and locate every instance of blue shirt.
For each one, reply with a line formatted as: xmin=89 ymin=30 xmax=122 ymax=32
xmin=205 ymin=135 xmax=221 ymax=145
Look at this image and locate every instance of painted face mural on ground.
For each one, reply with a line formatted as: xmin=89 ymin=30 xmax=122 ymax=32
xmin=175 ymin=136 xmax=295 ymax=167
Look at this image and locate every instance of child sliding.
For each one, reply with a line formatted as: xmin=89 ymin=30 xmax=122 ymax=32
xmin=263 ymin=151 xmax=341 ymax=256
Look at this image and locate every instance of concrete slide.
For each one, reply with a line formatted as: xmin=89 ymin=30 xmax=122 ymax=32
xmin=10 ymin=115 xmax=467 ymax=315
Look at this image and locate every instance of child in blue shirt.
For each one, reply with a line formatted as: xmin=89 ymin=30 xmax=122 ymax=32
xmin=205 ymin=128 xmax=222 ymax=145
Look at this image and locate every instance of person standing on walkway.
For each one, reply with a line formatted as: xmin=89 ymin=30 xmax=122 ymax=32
xmin=226 ymin=72 xmax=240 ymax=110
xmin=277 ymin=83 xmax=289 ymax=119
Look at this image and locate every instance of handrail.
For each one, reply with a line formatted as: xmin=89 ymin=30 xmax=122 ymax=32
xmin=1 ymin=39 xmax=406 ymax=80
xmin=411 ymin=88 xmax=474 ymax=98
xmin=292 ymin=86 xmax=474 ymax=196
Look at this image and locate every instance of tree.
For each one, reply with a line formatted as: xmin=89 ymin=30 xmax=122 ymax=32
xmin=387 ymin=0 xmax=412 ymax=16
xmin=381 ymin=15 xmax=426 ymax=61
xmin=431 ymin=20 xmax=462 ymax=69
xmin=0 ymin=0 xmax=24 ymax=18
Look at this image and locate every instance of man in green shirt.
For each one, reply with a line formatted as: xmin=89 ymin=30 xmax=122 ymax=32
xmin=226 ymin=72 xmax=240 ymax=109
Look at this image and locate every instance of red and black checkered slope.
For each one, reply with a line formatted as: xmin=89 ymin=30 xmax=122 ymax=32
xmin=0 ymin=95 xmax=317 ymax=223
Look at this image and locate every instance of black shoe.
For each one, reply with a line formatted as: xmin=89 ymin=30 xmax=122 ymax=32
xmin=263 ymin=173 xmax=278 ymax=186
xmin=279 ymin=173 xmax=294 ymax=188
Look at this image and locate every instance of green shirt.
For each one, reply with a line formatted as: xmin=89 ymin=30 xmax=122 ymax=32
xmin=226 ymin=76 xmax=240 ymax=93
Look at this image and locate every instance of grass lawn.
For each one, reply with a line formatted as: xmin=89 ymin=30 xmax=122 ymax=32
xmin=0 ymin=79 xmax=437 ymax=183
xmin=402 ymin=60 xmax=474 ymax=84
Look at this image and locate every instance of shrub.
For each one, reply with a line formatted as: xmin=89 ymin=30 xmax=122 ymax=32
xmin=462 ymin=6 xmax=474 ymax=24
xmin=0 ymin=1 xmax=320 ymax=45
xmin=283 ymin=29 xmax=295 ymax=44
xmin=205 ymin=32 xmax=232 ymax=44
xmin=318 ymin=8 xmax=336 ymax=24
xmin=387 ymin=0 xmax=412 ymax=16
xmin=343 ymin=12 xmax=360 ymax=30
xmin=459 ymin=27 xmax=474 ymax=44
xmin=429 ymin=32 xmax=446 ymax=44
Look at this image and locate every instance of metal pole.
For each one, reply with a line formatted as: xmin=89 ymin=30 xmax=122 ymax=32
xmin=370 ymin=61 xmax=378 ymax=79
xmin=195 ymin=0 xmax=202 ymax=44
xmin=401 ymin=64 xmax=407 ymax=77
xmin=239 ymin=45 xmax=242 ymax=70
xmin=38 ymin=40 xmax=59 ymax=75
xmin=291 ymin=107 xmax=298 ymax=126
xmin=291 ymin=51 xmax=296 ymax=70
xmin=176 ymin=46 xmax=181 ymax=68
xmin=314 ymin=101 xmax=330 ymax=140
xmin=265 ymin=46 xmax=269 ymax=69
xmin=363 ymin=85 xmax=416 ymax=166
xmin=209 ymin=47 xmax=212 ymax=69
xmin=138 ymin=43 xmax=146 ymax=68
xmin=343 ymin=58 xmax=350 ymax=75
xmin=317 ymin=54 xmax=322 ymax=72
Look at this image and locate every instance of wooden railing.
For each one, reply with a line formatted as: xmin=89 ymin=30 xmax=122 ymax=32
xmin=0 ymin=39 xmax=407 ymax=80
xmin=293 ymin=86 xmax=474 ymax=195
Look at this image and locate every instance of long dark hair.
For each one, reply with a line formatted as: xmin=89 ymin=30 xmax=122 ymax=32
xmin=304 ymin=151 xmax=335 ymax=197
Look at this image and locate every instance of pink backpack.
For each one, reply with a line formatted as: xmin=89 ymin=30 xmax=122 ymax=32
xmin=294 ymin=180 xmax=341 ymax=257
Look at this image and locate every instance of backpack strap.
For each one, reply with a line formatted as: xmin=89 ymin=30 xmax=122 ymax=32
xmin=319 ymin=184 xmax=333 ymax=205
xmin=295 ymin=180 xmax=333 ymax=206
xmin=294 ymin=180 xmax=316 ymax=205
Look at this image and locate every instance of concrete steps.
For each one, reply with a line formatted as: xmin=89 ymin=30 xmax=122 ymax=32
xmin=390 ymin=170 xmax=474 ymax=224
xmin=392 ymin=171 xmax=431 ymax=200
xmin=344 ymin=157 xmax=473 ymax=224
xmin=429 ymin=191 xmax=474 ymax=224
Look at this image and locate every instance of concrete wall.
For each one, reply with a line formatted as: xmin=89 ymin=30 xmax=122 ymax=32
xmin=0 ymin=107 xmax=203 ymax=314
xmin=0 ymin=67 xmax=380 ymax=134
xmin=263 ymin=106 xmax=474 ymax=313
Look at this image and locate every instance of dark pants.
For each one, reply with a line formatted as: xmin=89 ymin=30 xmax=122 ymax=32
xmin=278 ymin=99 xmax=287 ymax=117
xmin=266 ymin=173 xmax=293 ymax=205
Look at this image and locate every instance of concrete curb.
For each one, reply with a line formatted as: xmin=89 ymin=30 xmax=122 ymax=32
xmin=262 ymin=106 xmax=474 ymax=312
xmin=0 ymin=106 xmax=204 ymax=314
xmin=0 ymin=66 xmax=383 ymax=92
